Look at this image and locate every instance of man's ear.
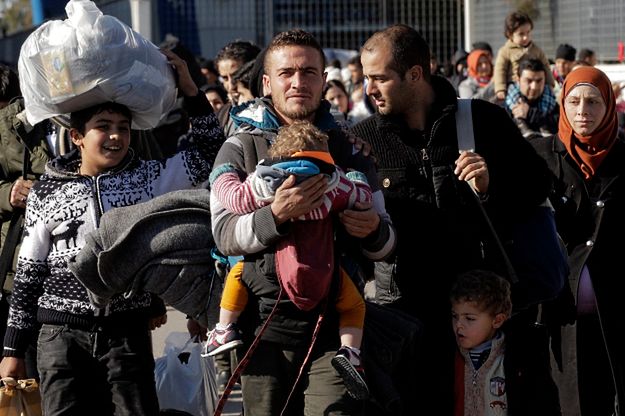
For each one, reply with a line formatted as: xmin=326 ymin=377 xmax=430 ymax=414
xmin=262 ymin=74 xmax=272 ymax=96
xmin=407 ymin=65 xmax=424 ymax=83
xmin=492 ymin=313 xmax=507 ymax=329
xmin=70 ymin=128 xmax=83 ymax=148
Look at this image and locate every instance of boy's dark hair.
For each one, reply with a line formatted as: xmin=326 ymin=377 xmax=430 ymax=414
xmin=215 ymin=40 xmax=261 ymax=67
xmin=201 ymin=83 xmax=228 ymax=103
xmin=0 ymin=64 xmax=21 ymax=102
xmin=265 ymin=29 xmax=326 ymax=70
xmin=70 ymin=102 xmax=132 ymax=135
xmin=450 ymin=270 xmax=512 ymax=317
xmin=504 ymin=11 xmax=533 ymax=39
xmin=363 ymin=24 xmax=431 ymax=82
xmin=517 ymin=58 xmax=546 ymax=77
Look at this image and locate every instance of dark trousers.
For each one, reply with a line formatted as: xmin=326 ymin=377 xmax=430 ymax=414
xmin=37 ymin=323 xmax=159 ymax=416
xmin=241 ymin=340 xmax=362 ymax=416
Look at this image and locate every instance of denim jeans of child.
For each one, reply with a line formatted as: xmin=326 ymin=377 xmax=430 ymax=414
xmin=37 ymin=322 xmax=159 ymax=416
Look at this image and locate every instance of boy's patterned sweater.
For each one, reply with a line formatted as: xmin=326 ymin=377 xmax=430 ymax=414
xmin=3 ymin=94 xmax=224 ymax=357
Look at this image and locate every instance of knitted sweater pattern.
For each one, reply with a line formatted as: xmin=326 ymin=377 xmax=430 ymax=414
xmin=5 ymin=112 xmax=223 ymax=355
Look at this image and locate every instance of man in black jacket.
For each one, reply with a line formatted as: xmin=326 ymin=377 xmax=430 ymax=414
xmin=351 ymin=24 xmax=553 ymax=415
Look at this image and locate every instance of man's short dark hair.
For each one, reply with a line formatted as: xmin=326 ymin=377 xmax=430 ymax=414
xmin=0 ymin=64 xmax=21 ymax=102
xmin=578 ymin=48 xmax=595 ymax=62
xmin=504 ymin=11 xmax=533 ymax=39
xmin=70 ymin=102 xmax=132 ymax=135
xmin=264 ymin=29 xmax=326 ymax=70
xmin=518 ymin=58 xmax=546 ymax=77
xmin=215 ymin=40 xmax=261 ymax=66
xmin=362 ymin=24 xmax=431 ymax=82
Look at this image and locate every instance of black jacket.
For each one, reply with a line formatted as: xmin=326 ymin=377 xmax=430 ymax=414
xmin=531 ymin=133 xmax=625 ymax=413
xmin=351 ymin=76 xmax=552 ymax=319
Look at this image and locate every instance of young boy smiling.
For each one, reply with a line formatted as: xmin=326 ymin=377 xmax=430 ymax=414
xmin=0 ymin=50 xmax=225 ymax=415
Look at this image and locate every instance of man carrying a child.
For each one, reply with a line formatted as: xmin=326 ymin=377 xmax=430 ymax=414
xmin=210 ymin=29 xmax=396 ymax=415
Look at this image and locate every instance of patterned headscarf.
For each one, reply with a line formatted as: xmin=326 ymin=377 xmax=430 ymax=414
xmin=558 ymin=67 xmax=619 ymax=179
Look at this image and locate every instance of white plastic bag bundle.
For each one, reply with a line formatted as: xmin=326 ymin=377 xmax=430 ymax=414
xmin=154 ymin=332 xmax=217 ymax=416
xmin=18 ymin=0 xmax=176 ymax=129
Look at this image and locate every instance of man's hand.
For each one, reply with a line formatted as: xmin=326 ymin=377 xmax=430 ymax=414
xmin=271 ymin=175 xmax=328 ymax=225
xmin=339 ymin=201 xmax=380 ymax=238
xmin=9 ymin=178 xmax=34 ymax=209
xmin=148 ymin=313 xmax=168 ymax=331
xmin=455 ymin=151 xmax=489 ymax=194
xmin=0 ymin=357 xmax=26 ymax=380
xmin=161 ymin=49 xmax=198 ymax=97
xmin=346 ymin=131 xmax=372 ymax=157
xmin=511 ymin=100 xmax=530 ymax=120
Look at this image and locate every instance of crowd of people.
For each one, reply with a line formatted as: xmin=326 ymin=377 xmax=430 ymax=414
xmin=0 ymin=7 xmax=624 ymax=416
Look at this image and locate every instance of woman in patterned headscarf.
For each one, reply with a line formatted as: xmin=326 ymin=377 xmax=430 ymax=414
xmin=530 ymin=66 xmax=624 ymax=416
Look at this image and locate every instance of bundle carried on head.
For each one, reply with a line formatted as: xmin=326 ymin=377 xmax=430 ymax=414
xmin=18 ymin=0 xmax=176 ymax=129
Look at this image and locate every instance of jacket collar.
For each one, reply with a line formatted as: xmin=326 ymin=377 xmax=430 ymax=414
xmin=230 ymin=97 xmax=340 ymax=133
xmin=46 ymin=148 xmax=136 ymax=179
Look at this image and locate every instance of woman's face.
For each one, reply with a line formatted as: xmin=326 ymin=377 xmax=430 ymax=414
xmin=476 ymin=56 xmax=492 ymax=78
xmin=325 ymin=86 xmax=349 ymax=114
xmin=564 ymin=84 xmax=607 ymax=136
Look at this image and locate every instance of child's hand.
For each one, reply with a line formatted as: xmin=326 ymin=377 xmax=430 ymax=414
xmin=161 ymin=49 xmax=198 ymax=97
xmin=496 ymin=91 xmax=506 ymax=101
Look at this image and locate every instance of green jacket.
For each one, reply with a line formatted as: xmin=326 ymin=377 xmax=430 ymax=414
xmin=0 ymin=98 xmax=52 ymax=292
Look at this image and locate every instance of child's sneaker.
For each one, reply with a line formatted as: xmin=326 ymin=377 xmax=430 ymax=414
xmin=331 ymin=346 xmax=369 ymax=400
xmin=201 ymin=323 xmax=243 ymax=357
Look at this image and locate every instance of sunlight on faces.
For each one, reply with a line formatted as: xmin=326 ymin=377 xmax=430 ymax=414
xmin=556 ymin=58 xmax=575 ymax=78
xmin=451 ymin=301 xmax=506 ymax=350
xmin=71 ymin=111 xmax=131 ymax=176
xmin=217 ymin=58 xmax=242 ymax=103
xmin=325 ymin=86 xmax=349 ymax=114
xmin=361 ymin=45 xmax=416 ymax=116
xmin=564 ymin=84 xmax=607 ymax=136
xmin=511 ymin=22 xmax=532 ymax=48
xmin=519 ymin=69 xmax=546 ymax=101
xmin=263 ymin=46 xmax=326 ymax=124
xmin=205 ymin=91 xmax=225 ymax=112
xmin=476 ymin=55 xmax=493 ymax=78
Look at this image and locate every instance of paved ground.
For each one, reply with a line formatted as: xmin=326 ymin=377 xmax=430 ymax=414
xmin=152 ymin=306 xmax=242 ymax=416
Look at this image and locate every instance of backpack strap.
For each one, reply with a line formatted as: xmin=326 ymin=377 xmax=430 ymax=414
xmin=454 ymin=99 xmax=518 ymax=285
xmin=455 ymin=99 xmax=475 ymax=152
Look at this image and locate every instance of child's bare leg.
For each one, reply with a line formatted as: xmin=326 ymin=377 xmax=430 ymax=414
xmin=339 ymin=326 xmax=363 ymax=350
xmin=218 ymin=308 xmax=242 ymax=327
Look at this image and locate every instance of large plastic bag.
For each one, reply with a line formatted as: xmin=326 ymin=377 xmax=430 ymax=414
xmin=18 ymin=0 xmax=176 ymax=129
xmin=154 ymin=332 xmax=217 ymax=416
xmin=0 ymin=378 xmax=42 ymax=416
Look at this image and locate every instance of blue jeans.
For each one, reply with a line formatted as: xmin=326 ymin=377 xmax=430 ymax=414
xmin=37 ymin=323 xmax=159 ymax=416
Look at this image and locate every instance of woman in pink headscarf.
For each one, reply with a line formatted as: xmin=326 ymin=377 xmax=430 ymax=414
xmin=530 ymin=66 xmax=624 ymax=416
